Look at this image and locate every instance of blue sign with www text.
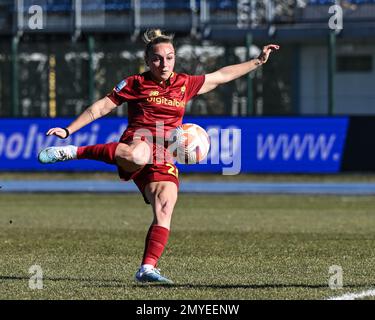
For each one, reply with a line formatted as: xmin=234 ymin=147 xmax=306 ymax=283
xmin=0 ymin=117 xmax=348 ymax=174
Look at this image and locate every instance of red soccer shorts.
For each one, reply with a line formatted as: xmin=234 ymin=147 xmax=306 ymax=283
xmin=118 ymin=163 xmax=179 ymax=204
xmin=117 ymin=131 xmax=179 ymax=204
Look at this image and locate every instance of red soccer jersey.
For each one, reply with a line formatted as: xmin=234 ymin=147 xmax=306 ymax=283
xmin=107 ymin=71 xmax=205 ymax=138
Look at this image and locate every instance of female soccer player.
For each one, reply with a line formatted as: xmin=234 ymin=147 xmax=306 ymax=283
xmin=39 ymin=29 xmax=279 ymax=284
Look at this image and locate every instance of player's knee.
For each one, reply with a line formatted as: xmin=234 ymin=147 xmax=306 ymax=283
xmin=115 ymin=142 xmax=150 ymax=166
xmin=115 ymin=143 xmax=132 ymax=162
xmin=132 ymin=141 xmax=151 ymax=166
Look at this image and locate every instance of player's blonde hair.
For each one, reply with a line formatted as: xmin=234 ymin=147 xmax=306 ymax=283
xmin=143 ymin=29 xmax=174 ymax=59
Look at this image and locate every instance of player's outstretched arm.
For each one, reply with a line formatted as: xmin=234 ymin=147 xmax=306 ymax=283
xmin=197 ymin=44 xmax=280 ymax=95
xmin=46 ymin=97 xmax=117 ymax=139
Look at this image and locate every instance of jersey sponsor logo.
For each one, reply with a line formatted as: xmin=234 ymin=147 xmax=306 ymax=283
xmin=146 ymin=96 xmax=186 ymax=108
xmin=114 ymin=80 xmax=127 ymax=92
xmin=149 ymin=90 xmax=159 ymax=97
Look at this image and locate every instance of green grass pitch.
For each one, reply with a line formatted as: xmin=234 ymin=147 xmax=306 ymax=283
xmin=1 ymin=193 xmax=375 ymax=299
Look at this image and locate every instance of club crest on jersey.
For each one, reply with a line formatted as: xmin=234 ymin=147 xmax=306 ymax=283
xmin=181 ymin=85 xmax=186 ymax=93
xmin=114 ymin=80 xmax=127 ymax=93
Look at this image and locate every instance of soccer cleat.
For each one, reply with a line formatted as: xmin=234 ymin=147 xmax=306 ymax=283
xmin=38 ymin=145 xmax=78 ymax=164
xmin=135 ymin=268 xmax=174 ymax=284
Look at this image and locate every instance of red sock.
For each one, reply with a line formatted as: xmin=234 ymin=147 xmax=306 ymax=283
xmin=142 ymin=225 xmax=170 ymax=267
xmin=77 ymin=142 xmax=118 ymax=164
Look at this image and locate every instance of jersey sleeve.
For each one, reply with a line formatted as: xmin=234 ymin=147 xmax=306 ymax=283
xmin=185 ymin=74 xmax=205 ymax=101
xmin=106 ymin=76 xmax=137 ymax=106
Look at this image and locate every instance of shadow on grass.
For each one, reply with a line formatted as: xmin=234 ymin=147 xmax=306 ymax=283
xmin=1 ymin=275 xmax=370 ymax=290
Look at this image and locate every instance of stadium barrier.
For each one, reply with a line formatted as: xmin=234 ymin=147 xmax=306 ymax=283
xmin=5 ymin=116 xmax=374 ymax=174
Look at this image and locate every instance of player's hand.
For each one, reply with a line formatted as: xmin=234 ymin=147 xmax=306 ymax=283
xmin=257 ymin=44 xmax=280 ymax=64
xmin=46 ymin=127 xmax=69 ymax=139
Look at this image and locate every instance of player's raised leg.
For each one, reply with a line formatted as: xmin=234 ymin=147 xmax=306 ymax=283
xmin=114 ymin=140 xmax=152 ymax=172
xmin=38 ymin=143 xmax=119 ymax=164
xmin=135 ymin=181 xmax=178 ymax=284
xmin=38 ymin=140 xmax=151 ymax=171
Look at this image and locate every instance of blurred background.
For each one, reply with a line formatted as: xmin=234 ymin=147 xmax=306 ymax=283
xmin=0 ymin=0 xmax=375 ymax=176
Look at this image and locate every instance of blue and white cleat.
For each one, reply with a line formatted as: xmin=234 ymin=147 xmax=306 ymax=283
xmin=135 ymin=268 xmax=174 ymax=284
xmin=38 ymin=145 xmax=78 ymax=164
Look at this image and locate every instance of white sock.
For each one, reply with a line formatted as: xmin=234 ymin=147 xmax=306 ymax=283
xmin=140 ymin=264 xmax=154 ymax=273
xmin=69 ymin=146 xmax=78 ymax=159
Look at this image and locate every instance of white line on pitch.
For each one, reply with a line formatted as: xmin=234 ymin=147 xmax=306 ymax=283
xmin=327 ymin=289 xmax=375 ymax=300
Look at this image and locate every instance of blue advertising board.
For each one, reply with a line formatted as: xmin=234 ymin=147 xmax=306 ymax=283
xmin=0 ymin=117 xmax=349 ymax=173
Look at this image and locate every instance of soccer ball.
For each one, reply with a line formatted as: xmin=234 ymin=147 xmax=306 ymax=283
xmin=172 ymin=123 xmax=210 ymax=164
